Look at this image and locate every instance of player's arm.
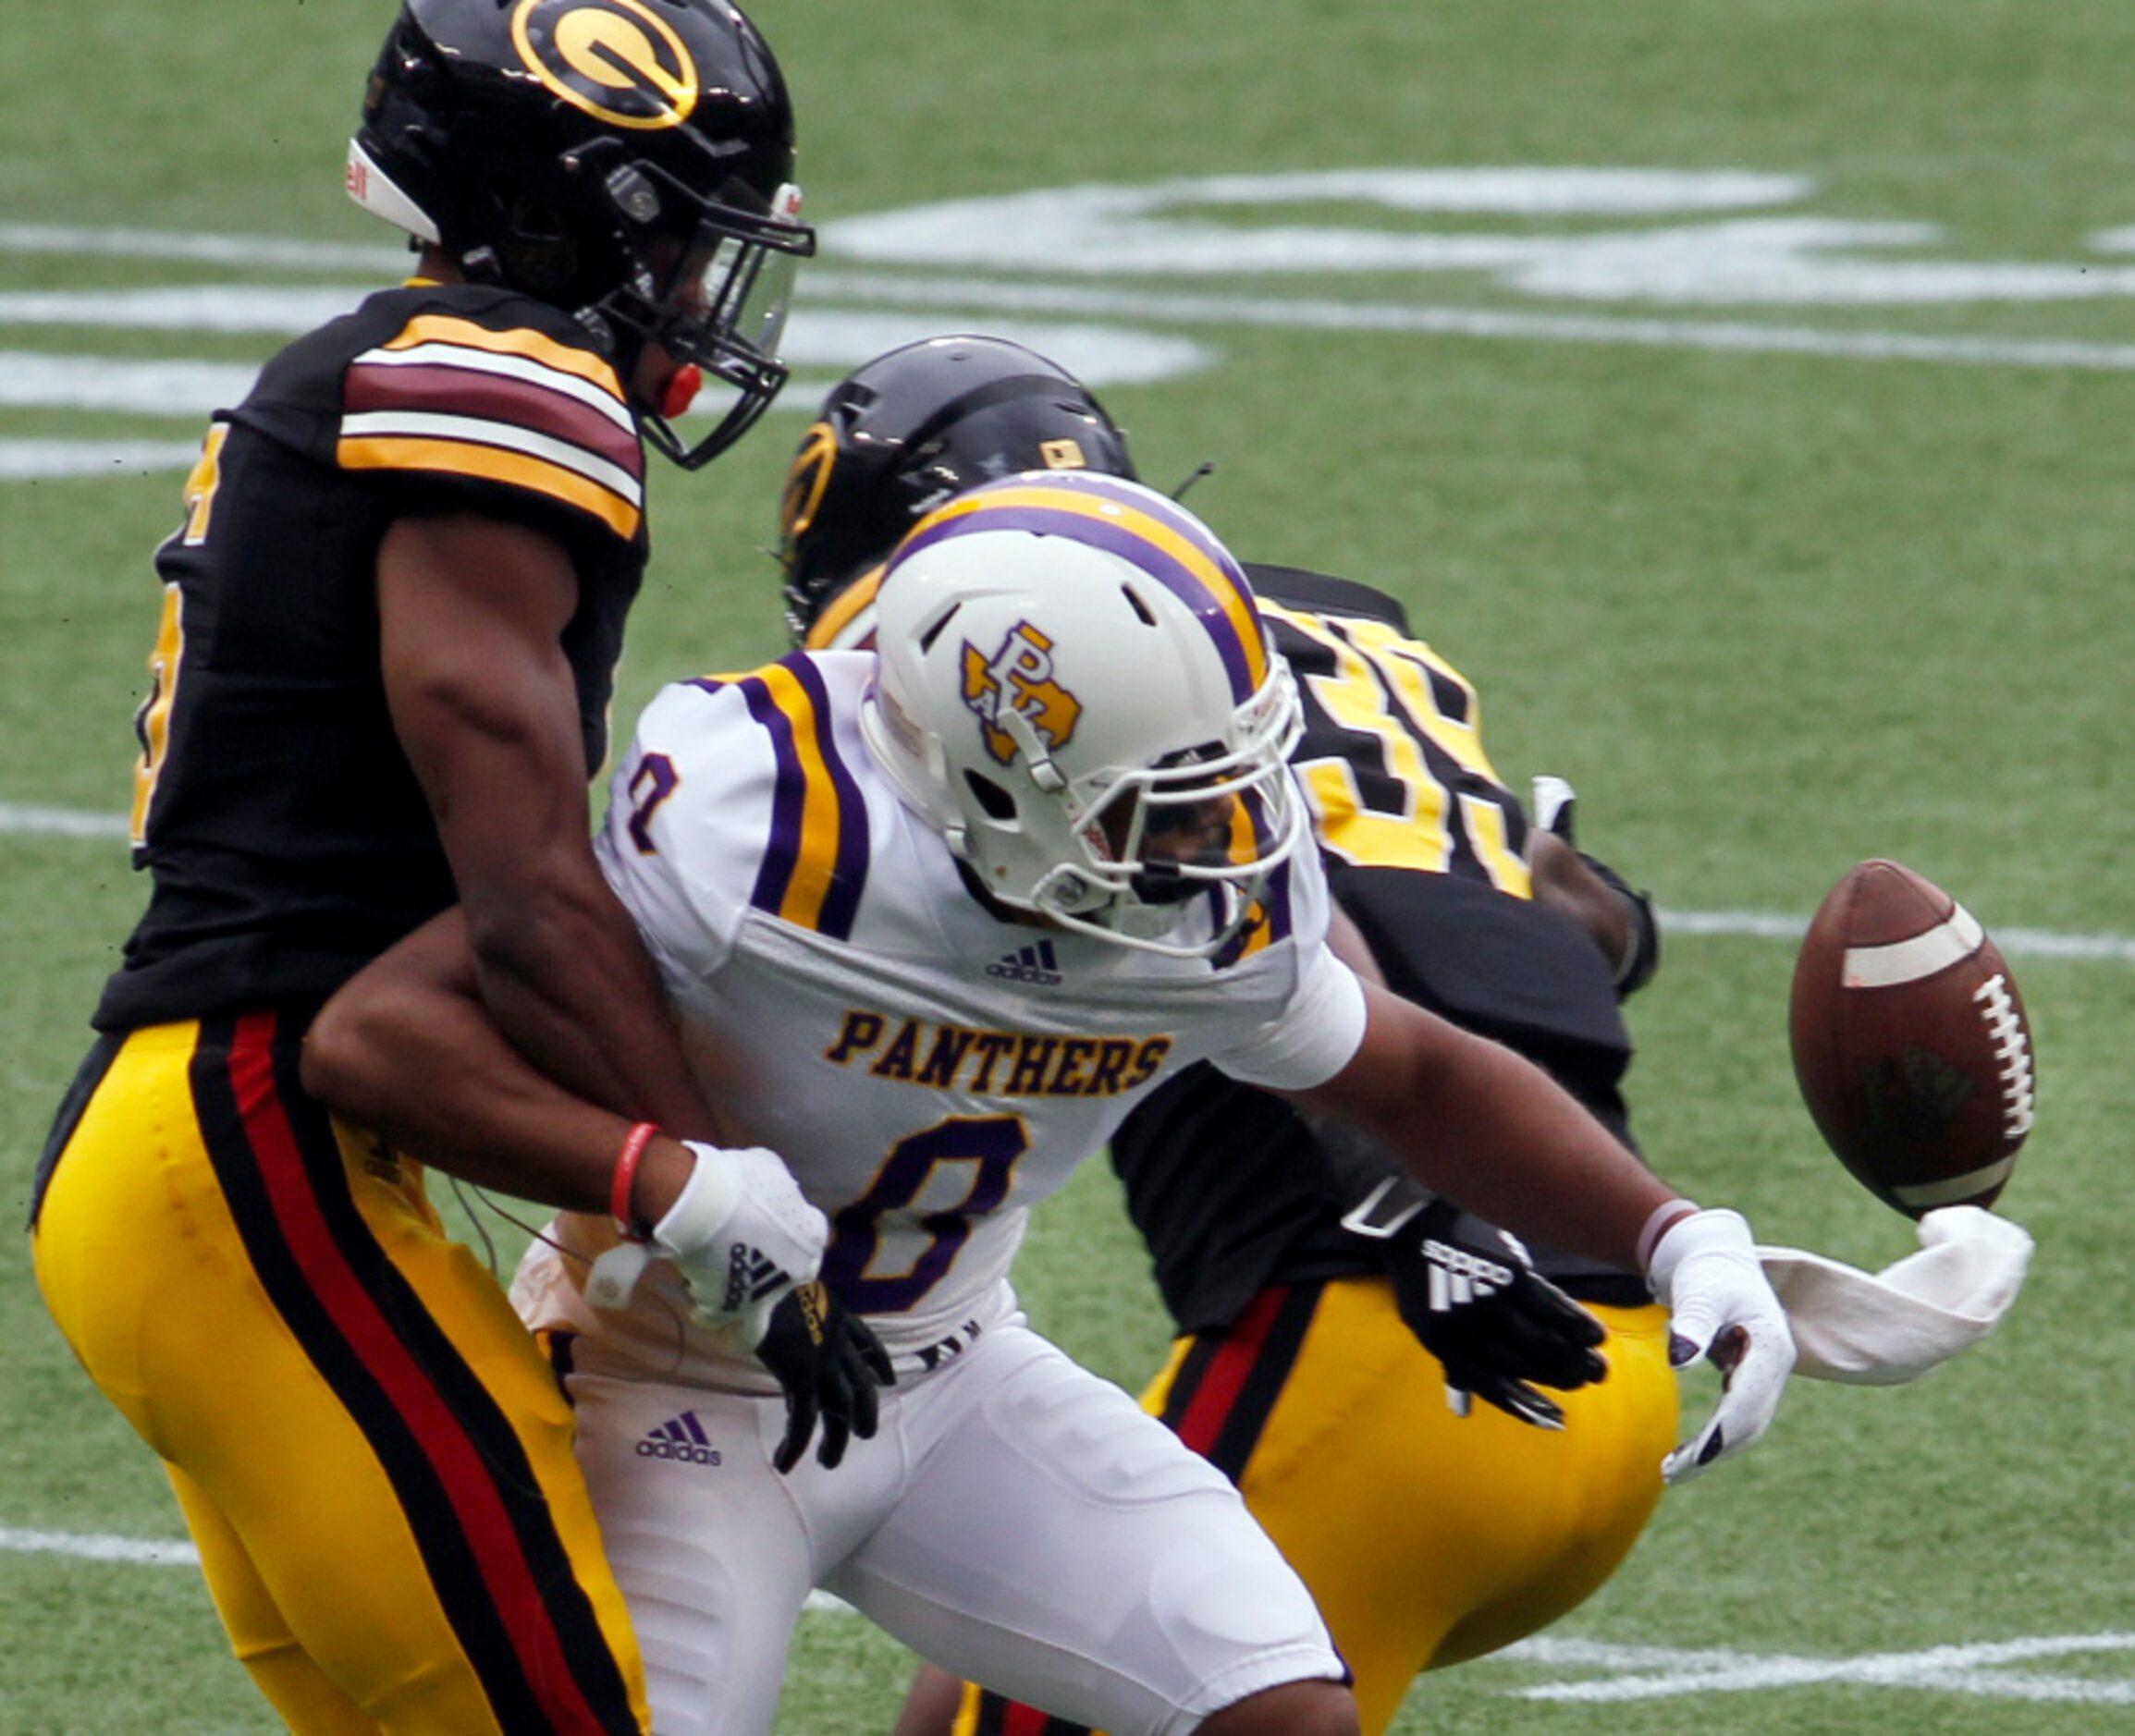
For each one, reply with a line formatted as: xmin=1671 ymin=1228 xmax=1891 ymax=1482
xmin=303 ymin=908 xmax=892 ymax=1472
xmin=1282 ymin=978 xmax=1794 ymax=1480
xmin=1310 ymin=904 xmax=1607 ymax=1424
xmin=1288 ymin=981 xmax=1674 ymax=1261
xmin=376 ymin=511 xmax=714 ymax=1136
xmin=304 ymin=907 xmax=696 ymax=1217
xmin=1526 ymin=776 xmax=1660 ymax=995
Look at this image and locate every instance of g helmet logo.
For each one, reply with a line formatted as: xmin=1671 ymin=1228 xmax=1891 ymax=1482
xmin=962 ymin=623 xmax=1082 ymax=766
xmin=509 ymin=0 xmax=699 ymax=130
xmin=779 ymin=422 xmax=839 ymax=564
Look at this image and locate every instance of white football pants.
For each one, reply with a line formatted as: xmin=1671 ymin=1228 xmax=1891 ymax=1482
xmin=563 ymin=1317 xmax=1344 ymax=1734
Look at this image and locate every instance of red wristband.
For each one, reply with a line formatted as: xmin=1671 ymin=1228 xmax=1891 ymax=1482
xmin=610 ymin=1122 xmax=662 ymax=1241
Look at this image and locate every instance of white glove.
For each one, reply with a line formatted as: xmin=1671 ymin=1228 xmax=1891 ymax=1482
xmin=651 ymin=1143 xmax=828 ymax=1349
xmin=1644 ymin=1207 xmax=1797 ymax=1484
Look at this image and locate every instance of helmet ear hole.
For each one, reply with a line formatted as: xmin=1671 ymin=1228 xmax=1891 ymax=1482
xmin=963 ymin=771 xmax=1017 ymax=822
xmin=917 ymin=603 xmax=962 ymax=654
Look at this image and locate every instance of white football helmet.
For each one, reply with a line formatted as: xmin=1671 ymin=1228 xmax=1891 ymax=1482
xmin=859 ymin=471 xmax=1307 ymax=958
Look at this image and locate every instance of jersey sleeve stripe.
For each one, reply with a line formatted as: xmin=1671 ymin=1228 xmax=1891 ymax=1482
xmin=737 ymin=658 xmax=870 ymax=939
xmin=337 ymin=429 xmax=643 ymax=540
xmin=378 ymin=312 xmax=628 ymax=396
xmin=353 ymin=340 xmax=637 ymax=435
xmin=340 ymin=410 xmax=641 ymax=506
xmin=346 ymin=361 xmax=640 ymax=473
xmin=902 ymin=484 xmax=1270 ymax=703
xmin=788 ymin=656 xmax=874 ymax=939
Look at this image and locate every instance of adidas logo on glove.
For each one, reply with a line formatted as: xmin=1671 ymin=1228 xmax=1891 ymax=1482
xmin=723 ymin=1241 xmax=794 ymax=1313
xmin=1421 ymin=1239 xmax=1515 ymax=1311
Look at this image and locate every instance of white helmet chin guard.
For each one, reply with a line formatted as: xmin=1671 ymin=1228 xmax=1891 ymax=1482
xmin=859 ymin=472 xmax=1307 ymax=959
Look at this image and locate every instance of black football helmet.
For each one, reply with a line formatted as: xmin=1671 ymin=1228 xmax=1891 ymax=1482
xmin=348 ymin=0 xmax=814 ymax=469
xmin=777 ymin=334 xmax=1137 ymax=643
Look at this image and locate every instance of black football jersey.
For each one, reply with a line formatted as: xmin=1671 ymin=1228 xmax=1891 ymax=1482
xmin=93 ymin=281 xmax=650 ymax=1032
xmin=1110 ymin=564 xmax=1651 ymax=1333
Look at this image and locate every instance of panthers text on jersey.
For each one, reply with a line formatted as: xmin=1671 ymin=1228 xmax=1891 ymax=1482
xmin=509 ymin=650 xmax=1368 ymax=1384
xmin=94 ymin=278 xmax=649 ymax=1033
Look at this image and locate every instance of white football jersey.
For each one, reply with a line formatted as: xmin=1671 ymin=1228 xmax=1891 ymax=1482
xmin=512 ymin=652 xmax=1367 ymax=1388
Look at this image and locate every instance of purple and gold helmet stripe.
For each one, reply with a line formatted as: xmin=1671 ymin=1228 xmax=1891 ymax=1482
xmin=897 ymin=479 xmax=1270 ymax=703
xmin=803 ymin=562 xmax=884 ymax=653
xmin=700 ymin=657 xmax=869 ymax=939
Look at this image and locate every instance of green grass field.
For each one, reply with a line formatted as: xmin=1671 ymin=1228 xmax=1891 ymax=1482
xmin=6 ymin=1 xmax=2133 ymax=1730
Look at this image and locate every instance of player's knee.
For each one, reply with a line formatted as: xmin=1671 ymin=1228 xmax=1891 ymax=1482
xmin=1199 ymin=1678 xmax=1359 ymax=1736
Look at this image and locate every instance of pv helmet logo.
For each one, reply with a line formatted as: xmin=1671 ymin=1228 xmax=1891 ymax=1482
xmin=510 ymin=0 xmax=700 ymax=129
xmin=962 ymin=623 xmax=1082 ymax=766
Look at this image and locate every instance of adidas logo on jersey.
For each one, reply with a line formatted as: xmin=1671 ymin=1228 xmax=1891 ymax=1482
xmin=636 ymin=1411 xmax=723 ymax=1466
xmin=723 ymin=1244 xmax=791 ymax=1313
xmin=986 ymin=939 xmax=1062 ymax=986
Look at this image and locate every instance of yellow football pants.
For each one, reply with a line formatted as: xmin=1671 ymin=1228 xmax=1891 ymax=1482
xmin=31 ymin=1015 xmax=648 ymax=1734
xmin=955 ymin=1276 xmax=1674 ymax=1736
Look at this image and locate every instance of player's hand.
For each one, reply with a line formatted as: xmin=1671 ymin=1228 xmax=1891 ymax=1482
xmin=653 ymin=1142 xmax=828 ymax=1328
xmin=1643 ymin=1206 xmax=1796 ymax=1483
xmin=1528 ymin=775 xmax=1660 ymax=996
xmin=753 ymin=1282 xmax=896 ymax=1473
xmin=1383 ymin=1200 xmax=1609 ymax=1429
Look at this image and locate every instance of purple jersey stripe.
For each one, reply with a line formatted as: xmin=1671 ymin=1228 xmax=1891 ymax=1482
xmin=740 ymin=675 xmax=809 ymax=921
xmin=782 ymin=654 xmax=871 ymax=941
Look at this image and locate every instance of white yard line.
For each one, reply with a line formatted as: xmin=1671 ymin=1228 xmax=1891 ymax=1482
xmin=0 ymin=801 xmax=129 ymax=837
xmin=0 ymin=1525 xmax=198 ymax=1566
xmin=0 ymin=1523 xmax=856 ymax=1611
xmin=801 ymin=270 xmax=2135 ymax=373
xmin=16 ymin=221 xmax=2135 ymax=373
xmin=3 ymin=1527 xmax=2129 ymax=1703
xmin=1503 ymin=1631 xmax=2135 ymax=1705
xmin=14 ymin=801 xmax=2131 ymax=964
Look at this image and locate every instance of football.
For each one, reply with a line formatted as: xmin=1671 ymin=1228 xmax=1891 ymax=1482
xmin=1788 ymin=859 xmax=2036 ymax=1216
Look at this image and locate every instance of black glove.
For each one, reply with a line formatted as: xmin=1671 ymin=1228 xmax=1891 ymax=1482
xmin=753 ymin=1281 xmax=895 ymax=1473
xmin=1378 ymin=1197 xmax=1610 ymax=1430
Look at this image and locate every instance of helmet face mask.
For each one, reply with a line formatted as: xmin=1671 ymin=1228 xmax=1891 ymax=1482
xmin=348 ymin=0 xmax=813 ymax=468
xmin=860 ymin=473 xmax=1307 ymax=960
xmin=584 ymin=162 xmax=811 ymax=468
xmin=777 ymin=335 xmax=1137 ymax=643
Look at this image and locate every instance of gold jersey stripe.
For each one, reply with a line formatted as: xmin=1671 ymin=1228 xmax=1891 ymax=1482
xmin=337 ymin=435 xmax=641 ymax=541
xmin=377 ymin=314 xmax=627 ymax=398
xmin=755 ymin=661 xmax=853 ymax=933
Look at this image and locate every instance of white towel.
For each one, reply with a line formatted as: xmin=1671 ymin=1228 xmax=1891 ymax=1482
xmin=1756 ymin=1205 xmax=2034 ymax=1387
